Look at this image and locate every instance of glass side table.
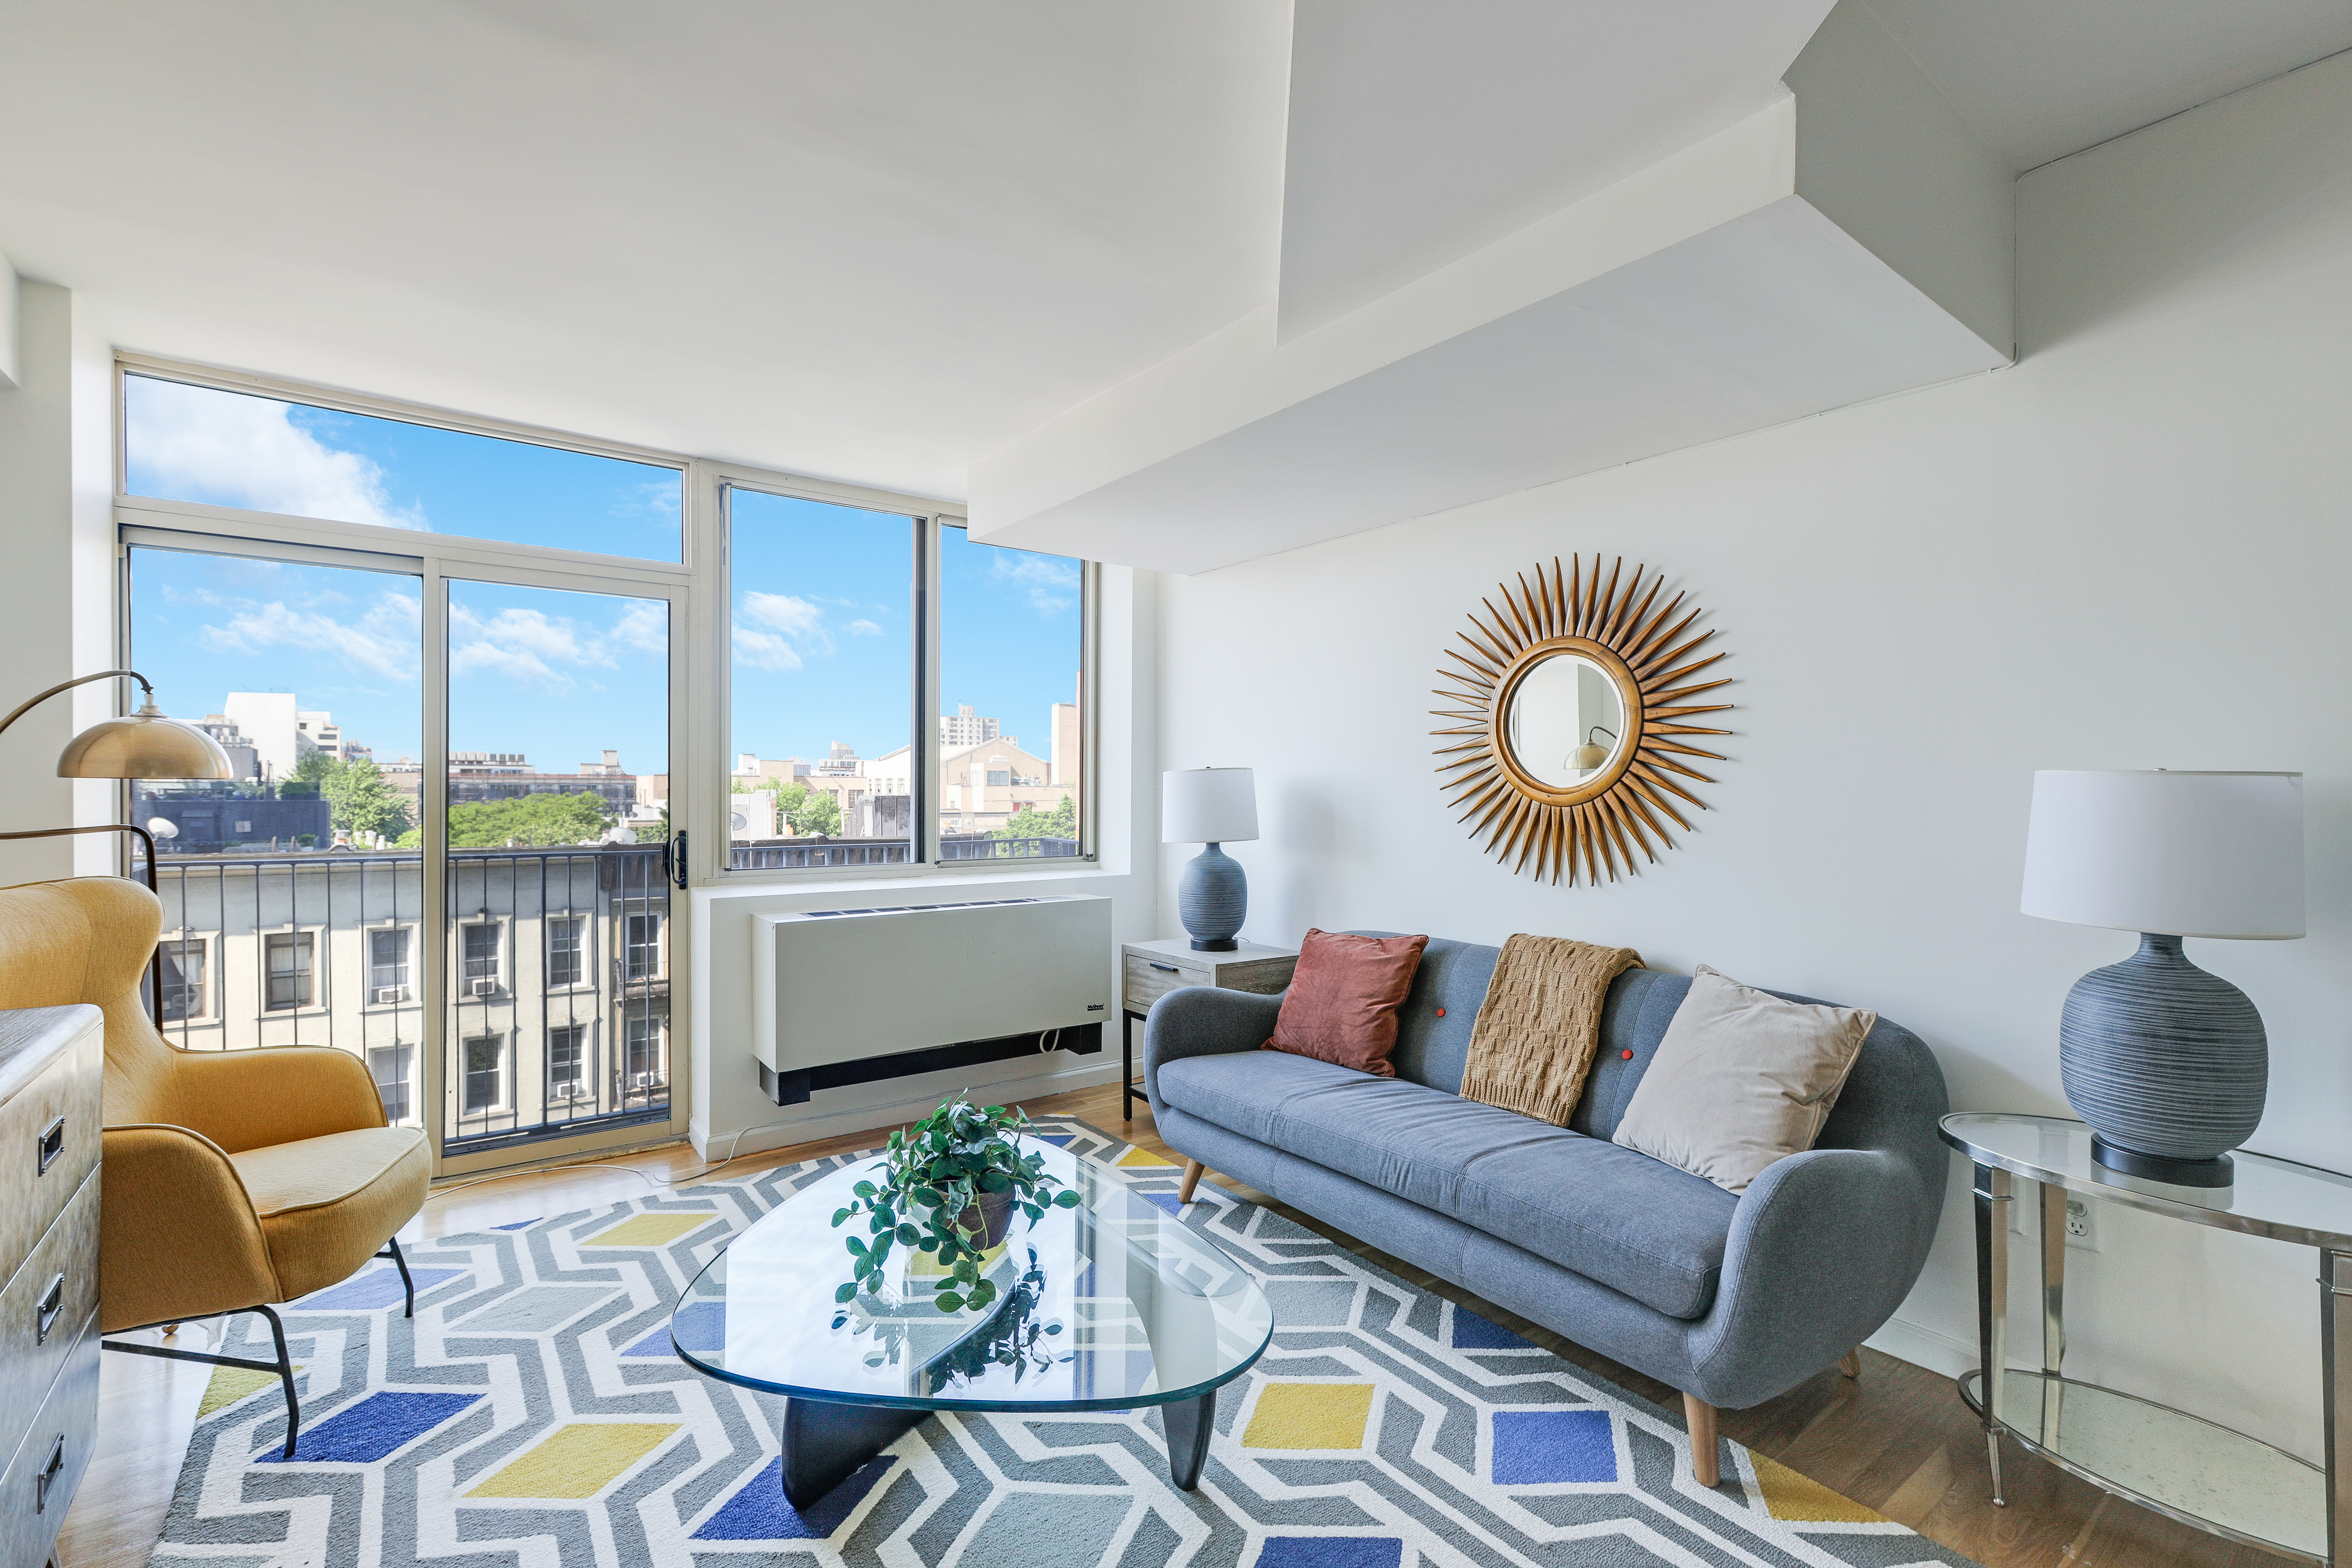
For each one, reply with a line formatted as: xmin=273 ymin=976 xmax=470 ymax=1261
xmin=1941 ymin=1112 xmax=2352 ymax=1563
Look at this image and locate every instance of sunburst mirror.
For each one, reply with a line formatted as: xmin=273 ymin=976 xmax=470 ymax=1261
xmin=1432 ymin=556 xmax=1731 ymax=884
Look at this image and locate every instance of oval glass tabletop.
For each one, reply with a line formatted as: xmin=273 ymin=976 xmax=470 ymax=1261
xmin=1940 ymin=1112 xmax=2352 ymax=1249
xmin=671 ymin=1141 xmax=1273 ymax=1414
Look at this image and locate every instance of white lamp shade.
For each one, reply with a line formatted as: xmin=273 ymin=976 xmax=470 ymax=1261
xmin=2021 ymin=770 xmax=2304 ymax=939
xmin=1162 ymin=767 xmax=1258 ymax=844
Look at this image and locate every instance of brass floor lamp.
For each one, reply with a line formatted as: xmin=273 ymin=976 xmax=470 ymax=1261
xmin=0 ymin=669 xmax=233 ymax=1015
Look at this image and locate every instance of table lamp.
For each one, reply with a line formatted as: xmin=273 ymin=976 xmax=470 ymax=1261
xmin=2020 ymin=769 xmax=2303 ymax=1187
xmin=1163 ymin=767 xmax=1257 ymax=952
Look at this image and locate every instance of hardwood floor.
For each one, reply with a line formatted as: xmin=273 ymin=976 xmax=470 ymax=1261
xmin=56 ymin=1083 xmax=2265 ymax=1568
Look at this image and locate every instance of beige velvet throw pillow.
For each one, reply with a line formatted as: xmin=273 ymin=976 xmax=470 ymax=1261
xmin=1611 ymin=966 xmax=1877 ymax=1194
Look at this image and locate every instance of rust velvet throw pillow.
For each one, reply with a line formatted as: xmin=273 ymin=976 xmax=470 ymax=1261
xmin=1262 ymin=929 xmax=1430 ymax=1076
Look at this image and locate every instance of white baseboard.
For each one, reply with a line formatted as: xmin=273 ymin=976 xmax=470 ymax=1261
xmin=690 ymin=1056 xmax=1125 ymax=1160
xmin=1865 ymin=1313 xmax=1978 ymax=1379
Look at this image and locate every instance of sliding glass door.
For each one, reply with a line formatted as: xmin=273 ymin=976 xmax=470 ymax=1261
xmin=126 ymin=532 xmax=689 ymax=1172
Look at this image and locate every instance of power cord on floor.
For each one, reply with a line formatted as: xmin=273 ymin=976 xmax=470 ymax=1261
xmin=427 ymin=1119 xmax=821 ymax=1203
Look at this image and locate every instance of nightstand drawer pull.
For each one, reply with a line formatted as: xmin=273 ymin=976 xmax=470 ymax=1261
xmin=37 ymin=1272 xmax=65 ymax=1343
xmin=1150 ymin=962 xmax=1180 ymax=973
xmin=38 ymin=1115 xmax=65 ymax=1175
xmin=35 ymin=1433 xmax=64 ymax=1512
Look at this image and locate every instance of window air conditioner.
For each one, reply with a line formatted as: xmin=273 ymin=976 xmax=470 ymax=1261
xmin=469 ymin=978 xmax=499 ymax=998
xmin=372 ymin=986 xmax=406 ymax=1004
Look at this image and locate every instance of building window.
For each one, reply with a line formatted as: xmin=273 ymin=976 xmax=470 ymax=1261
xmin=624 ymin=913 xmax=662 ymax=981
xmin=462 ymin=923 xmax=501 ymax=993
xmin=159 ymin=938 xmax=206 ymax=1021
xmin=265 ymin=932 xmax=314 ymax=1010
xmin=548 ymin=1025 xmax=587 ymax=1100
xmin=547 ymin=916 xmax=583 ymax=987
xmin=463 ymin=1036 xmax=503 ymax=1112
xmin=625 ymin=1015 xmax=662 ymax=1084
xmin=370 ymin=927 xmax=412 ymax=1002
xmin=370 ymin=1044 xmax=412 ymax=1123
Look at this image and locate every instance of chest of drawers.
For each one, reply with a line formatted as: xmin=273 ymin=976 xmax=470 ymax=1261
xmin=0 ymin=1005 xmax=103 ymax=1568
xmin=1119 ymin=938 xmax=1298 ymax=1122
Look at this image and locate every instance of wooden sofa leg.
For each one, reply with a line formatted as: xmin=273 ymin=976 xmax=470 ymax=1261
xmin=1683 ymin=1393 xmax=1720 ymax=1487
xmin=1177 ymin=1160 xmax=1205 ymax=1205
xmin=1839 ymin=1349 xmax=1862 ymax=1379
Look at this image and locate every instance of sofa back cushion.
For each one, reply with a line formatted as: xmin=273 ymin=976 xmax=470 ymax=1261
xmin=1264 ymin=929 xmax=1429 ymax=1075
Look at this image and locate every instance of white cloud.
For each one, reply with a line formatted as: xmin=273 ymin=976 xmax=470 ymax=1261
xmin=612 ymin=602 xmax=668 ymax=653
xmin=199 ymin=590 xmax=422 ymax=681
xmin=847 ymin=618 xmax=882 ymax=637
xmin=732 ymin=627 xmax=803 ymax=672
xmin=990 ymin=551 xmax=1081 ymax=614
xmin=126 ymin=377 xmax=427 ymax=529
xmin=741 ymin=592 xmax=826 ymax=638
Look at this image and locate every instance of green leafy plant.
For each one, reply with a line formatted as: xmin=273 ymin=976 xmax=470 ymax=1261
xmin=831 ymin=1097 xmax=1081 ymax=1313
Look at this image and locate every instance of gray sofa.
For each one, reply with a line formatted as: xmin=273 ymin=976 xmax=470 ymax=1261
xmin=1144 ymin=932 xmax=1948 ymax=1463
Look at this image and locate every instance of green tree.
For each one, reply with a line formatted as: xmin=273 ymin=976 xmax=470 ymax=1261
xmin=994 ymin=795 xmax=1077 ymax=842
xmin=394 ymin=790 xmax=617 ymax=849
xmin=779 ymin=779 xmax=842 ymax=837
xmin=298 ymin=755 xmax=413 ymax=841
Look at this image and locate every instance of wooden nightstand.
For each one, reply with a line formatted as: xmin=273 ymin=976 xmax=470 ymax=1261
xmin=1120 ymin=936 xmax=1298 ymax=1122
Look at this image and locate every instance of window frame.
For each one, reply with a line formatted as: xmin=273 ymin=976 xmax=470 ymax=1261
xmin=262 ymin=928 xmax=318 ymax=1013
xmin=368 ymin=923 xmax=415 ymax=1006
xmin=546 ymin=1022 xmax=591 ymax=1104
xmin=545 ymin=913 xmax=590 ymax=991
xmin=707 ymin=463 xmax=1098 ymax=882
xmin=460 ymin=1032 xmax=507 ymax=1116
xmin=159 ymin=934 xmax=210 ymax=1022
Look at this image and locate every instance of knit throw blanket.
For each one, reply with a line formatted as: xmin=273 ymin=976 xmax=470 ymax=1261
xmin=1458 ymin=934 xmax=1645 ymax=1125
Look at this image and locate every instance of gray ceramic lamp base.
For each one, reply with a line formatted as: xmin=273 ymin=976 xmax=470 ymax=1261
xmin=2058 ymin=933 xmax=2266 ymax=1189
xmin=1178 ymin=843 xmax=1246 ymax=952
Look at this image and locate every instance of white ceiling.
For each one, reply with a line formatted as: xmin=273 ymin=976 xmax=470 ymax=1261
xmin=2 ymin=1 xmax=2347 ymax=517
xmin=0 ymin=2 xmax=1289 ymax=500
xmin=1862 ymin=0 xmax=2352 ymax=172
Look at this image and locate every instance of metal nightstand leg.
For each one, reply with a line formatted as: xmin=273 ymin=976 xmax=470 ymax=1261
xmin=2324 ymin=1249 xmax=2351 ymax=1566
xmin=1973 ymin=1161 xmax=2011 ymax=1504
xmin=1122 ymin=1009 xmax=1144 ymax=1122
xmin=2040 ymin=1180 xmax=2066 ymax=1446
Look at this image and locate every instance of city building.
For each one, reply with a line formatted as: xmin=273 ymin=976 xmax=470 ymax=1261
xmin=940 ymin=704 xmax=997 ymax=747
xmin=862 ymin=734 xmax=1072 ymax=838
xmin=382 ymin=750 xmax=638 ymax=814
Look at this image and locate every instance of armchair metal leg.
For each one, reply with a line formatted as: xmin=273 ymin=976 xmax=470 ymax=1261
xmin=377 ymin=1235 xmax=416 ymax=1318
xmin=105 ymin=1302 xmax=302 ymax=1457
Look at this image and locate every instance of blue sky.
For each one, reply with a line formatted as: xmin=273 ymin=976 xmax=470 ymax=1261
xmin=123 ymin=379 xmax=1080 ymax=780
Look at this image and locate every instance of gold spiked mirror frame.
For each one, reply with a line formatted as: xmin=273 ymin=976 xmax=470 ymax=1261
xmin=1433 ymin=557 xmax=1731 ymax=883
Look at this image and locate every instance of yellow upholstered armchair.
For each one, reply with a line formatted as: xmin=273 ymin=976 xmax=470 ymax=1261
xmin=0 ymin=876 xmax=429 ymax=1455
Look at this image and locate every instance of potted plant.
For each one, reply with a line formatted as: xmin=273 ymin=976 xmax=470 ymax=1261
xmin=831 ymin=1097 xmax=1081 ymax=1313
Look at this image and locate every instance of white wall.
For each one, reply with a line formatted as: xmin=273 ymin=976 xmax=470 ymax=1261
xmin=0 ymin=277 xmax=118 ymax=887
xmin=1157 ymin=51 xmax=2352 ymax=1461
xmin=688 ymin=564 xmax=1161 ymax=1159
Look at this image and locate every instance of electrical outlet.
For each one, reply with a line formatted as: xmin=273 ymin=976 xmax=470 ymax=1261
xmin=2063 ymin=1196 xmax=2099 ymax=1252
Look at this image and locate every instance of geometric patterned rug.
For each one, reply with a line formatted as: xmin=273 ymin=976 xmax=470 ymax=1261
xmin=151 ymin=1116 xmax=1976 ymax=1568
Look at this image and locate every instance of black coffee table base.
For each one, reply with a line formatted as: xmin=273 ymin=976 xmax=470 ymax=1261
xmin=779 ymin=1388 xmax=1219 ymax=1509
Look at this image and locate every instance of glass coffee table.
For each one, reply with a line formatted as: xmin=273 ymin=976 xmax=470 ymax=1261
xmin=671 ymin=1141 xmax=1274 ymax=1509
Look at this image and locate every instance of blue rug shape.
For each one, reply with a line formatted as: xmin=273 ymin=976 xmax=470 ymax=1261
xmin=1490 ymin=1408 xmax=1617 ymax=1485
xmin=298 ymin=1266 xmax=465 ymax=1311
xmin=260 ymin=1391 xmax=481 ymax=1464
xmin=625 ymin=1301 xmax=725 ymax=1358
xmin=1451 ymin=1308 xmax=1534 ymax=1351
xmin=492 ymin=1218 xmax=540 ymax=1231
xmin=693 ymin=1456 xmax=896 ymax=1539
xmin=1255 ymin=1538 xmax=1405 ymax=1568
xmin=1034 ymin=1134 xmax=1076 ymax=1147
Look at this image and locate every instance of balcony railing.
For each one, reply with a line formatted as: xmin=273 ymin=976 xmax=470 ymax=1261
xmin=148 ymin=844 xmax=671 ymax=1149
xmin=725 ymin=834 xmax=1079 ymax=870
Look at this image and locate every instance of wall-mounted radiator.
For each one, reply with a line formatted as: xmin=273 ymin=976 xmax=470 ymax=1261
xmin=752 ymin=895 xmax=1112 ymax=1104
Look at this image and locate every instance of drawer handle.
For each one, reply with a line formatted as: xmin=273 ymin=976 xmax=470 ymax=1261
xmin=38 ymin=1116 xmax=64 ymax=1176
xmin=1149 ymin=963 xmax=1180 ymax=973
xmin=37 ymin=1272 xmax=65 ymax=1344
xmin=35 ymin=1433 xmax=63 ymax=1513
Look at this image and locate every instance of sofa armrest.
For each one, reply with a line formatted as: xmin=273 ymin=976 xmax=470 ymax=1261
xmin=100 ymin=1123 xmax=280 ymax=1331
xmin=1687 ymin=1145 xmax=1943 ymax=1409
xmin=1143 ymin=986 xmax=1284 ymax=1113
xmin=166 ymin=1044 xmax=391 ymax=1154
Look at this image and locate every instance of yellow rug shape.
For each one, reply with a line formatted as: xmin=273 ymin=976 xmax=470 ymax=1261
xmin=1242 ymin=1383 xmax=1376 ymax=1450
xmin=466 ymin=1422 xmax=681 ymax=1499
xmin=588 ymin=1212 xmax=717 ymax=1248
xmin=1749 ymin=1452 xmax=1888 ymax=1524
xmin=198 ymin=1362 xmax=294 ymax=1419
xmin=1115 ymin=1148 xmax=1174 ymax=1168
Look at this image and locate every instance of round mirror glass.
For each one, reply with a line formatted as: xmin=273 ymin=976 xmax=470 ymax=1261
xmin=1504 ymin=653 xmax=1628 ymax=789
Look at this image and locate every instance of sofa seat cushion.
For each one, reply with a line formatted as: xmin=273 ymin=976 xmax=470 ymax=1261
xmin=1158 ymin=1052 xmax=1738 ymax=1319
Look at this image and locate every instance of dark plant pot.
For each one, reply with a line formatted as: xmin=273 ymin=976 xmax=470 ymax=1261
xmin=952 ymin=1188 xmax=1019 ymax=1250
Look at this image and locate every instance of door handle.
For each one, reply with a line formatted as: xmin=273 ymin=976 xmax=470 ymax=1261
xmin=1149 ymin=963 xmax=1179 ymax=973
xmin=38 ymin=1115 xmax=64 ymax=1175
xmin=668 ymin=831 xmax=689 ymax=890
xmin=35 ymin=1433 xmax=63 ymax=1512
xmin=36 ymin=1272 xmax=64 ymax=1344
